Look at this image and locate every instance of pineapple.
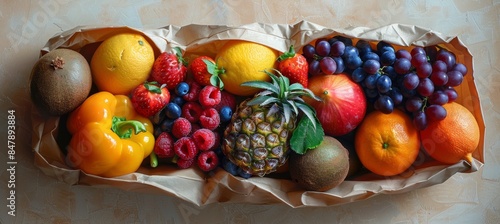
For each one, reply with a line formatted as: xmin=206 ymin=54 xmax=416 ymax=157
xmin=222 ymin=70 xmax=321 ymax=177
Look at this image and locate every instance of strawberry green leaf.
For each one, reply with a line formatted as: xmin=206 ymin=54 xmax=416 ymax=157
xmin=277 ymin=45 xmax=296 ymax=62
xmin=290 ymin=115 xmax=324 ymax=155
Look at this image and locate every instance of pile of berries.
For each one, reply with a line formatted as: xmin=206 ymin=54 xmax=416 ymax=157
xmin=152 ymin=81 xmax=235 ymax=172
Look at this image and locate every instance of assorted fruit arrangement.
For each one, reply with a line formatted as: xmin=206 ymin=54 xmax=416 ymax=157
xmin=29 ymin=30 xmax=480 ymax=192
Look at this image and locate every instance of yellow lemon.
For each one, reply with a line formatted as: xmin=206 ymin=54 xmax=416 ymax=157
xmin=91 ymin=33 xmax=155 ymax=95
xmin=215 ymin=40 xmax=279 ymax=96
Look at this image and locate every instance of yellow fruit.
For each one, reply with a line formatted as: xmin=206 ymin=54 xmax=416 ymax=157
xmin=91 ymin=33 xmax=155 ymax=95
xmin=215 ymin=40 xmax=279 ymax=96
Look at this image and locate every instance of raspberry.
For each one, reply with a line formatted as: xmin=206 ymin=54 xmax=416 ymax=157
xmin=182 ymin=81 xmax=202 ymax=102
xmin=174 ymin=137 xmax=198 ymax=160
xmin=176 ymin=157 xmax=195 ymax=169
xmin=154 ymin=132 xmax=175 ymax=158
xmin=199 ymin=108 xmax=220 ymax=130
xmin=199 ymin=85 xmax=221 ymax=107
xmin=192 ymin=128 xmax=216 ymax=151
xmin=171 ymin=117 xmax=192 ymax=139
xmin=181 ymin=101 xmax=203 ymax=123
xmin=196 ymin=151 xmax=219 ymax=172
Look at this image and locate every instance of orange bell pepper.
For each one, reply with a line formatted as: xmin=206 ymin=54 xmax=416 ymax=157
xmin=65 ymin=91 xmax=154 ymax=177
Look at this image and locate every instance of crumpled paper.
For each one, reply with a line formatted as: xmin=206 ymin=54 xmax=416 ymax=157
xmin=31 ymin=21 xmax=485 ymax=208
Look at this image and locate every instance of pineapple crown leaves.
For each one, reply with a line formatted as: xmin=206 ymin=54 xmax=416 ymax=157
xmin=241 ymin=69 xmax=320 ymax=126
xmin=241 ymin=69 xmax=324 ymax=154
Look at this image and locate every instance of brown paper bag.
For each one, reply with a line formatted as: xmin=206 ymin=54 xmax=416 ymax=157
xmin=31 ymin=21 xmax=485 ymax=208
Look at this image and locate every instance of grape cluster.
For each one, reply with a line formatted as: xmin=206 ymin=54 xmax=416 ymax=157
xmin=302 ymin=36 xmax=467 ymax=130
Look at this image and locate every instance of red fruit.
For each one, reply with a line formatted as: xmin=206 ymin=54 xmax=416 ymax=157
xmin=154 ymin=132 xmax=175 ymax=158
xmin=181 ymin=101 xmax=203 ymax=123
xmin=177 ymin=158 xmax=195 ymax=169
xmin=214 ymin=90 xmax=237 ymax=112
xmin=199 ymin=108 xmax=220 ymax=130
xmin=131 ymin=81 xmax=170 ymax=117
xmin=196 ymin=151 xmax=219 ymax=172
xmin=199 ymin=85 xmax=221 ymax=107
xmin=182 ymin=81 xmax=202 ymax=102
xmin=174 ymin=137 xmax=198 ymax=160
xmin=209 ymin=131 xmax=221 ymax=151
xmin=277 ymin=45 xmax=309 ymax=87
xmin=150 ymin=48 xmax=187 ymax=90
xmin=304 ymin=73 xmax=367 ymax=136
xmin=192 ymin=128 xmax=216 ymax=151
xmin=171 ymin=117 xmax=192 ymax=139
xmin=189 ymin=56 xmax=224 ymax=88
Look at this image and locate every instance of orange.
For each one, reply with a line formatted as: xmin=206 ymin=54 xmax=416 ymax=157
xmin=354 ymin=109 xmax=420 ymax=176
xmin=420 ymin=102 xmax=480 ymax=164
xmin=91 ymin=33 xmax=155 ymax=95
xmin=215 ymin=40 xmax=279 ymax=96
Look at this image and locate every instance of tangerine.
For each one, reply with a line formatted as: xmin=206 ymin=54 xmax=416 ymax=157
xmin=354 ymin=109 xmax=420 ymax=176
xmin=91 ymin=33 xmax=155 ymax=95
xmin=215 ymin=40 xmax=279 ymax=96
xmin=420 ymin=102 xmax=480 ymax=164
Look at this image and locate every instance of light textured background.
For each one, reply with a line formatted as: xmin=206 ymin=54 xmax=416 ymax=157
xmin=1 ymin=0 xmax=499 ymax=223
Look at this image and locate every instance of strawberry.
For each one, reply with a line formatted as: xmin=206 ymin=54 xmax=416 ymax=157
xmin=131 ymin=81 xmax=170 ymax=117
xmin=151 ymin=47 xmax=188 ymax=90
xmin=189 ymin=56 xmax=224 ymax=89
xmin=277 ymin=45 xmax=309 ymax=87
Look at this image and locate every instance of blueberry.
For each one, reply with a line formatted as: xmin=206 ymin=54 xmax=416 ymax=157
xmin=222 ymin=158 xmax=238 ymax=176
xmin=219 ymin=106 xmax=232 ymax=122
xmin=237 ymin=168 xmax=252 ymax=179
xmin=175 ymin=82 xmax=190 ymax=96
xmin=165 ymin=102 xmax=181 ymax=119
xmin=160 ymin=118 xmax=175 ymax=132
xmin=171 ymin=95 xmax=185 ymax=106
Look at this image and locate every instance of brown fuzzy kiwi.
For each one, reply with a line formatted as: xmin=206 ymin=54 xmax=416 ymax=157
xmin=30 ymin=48 xmax=92 ymax=116
xmin=289 ymin=136 xmax=350 ymax=191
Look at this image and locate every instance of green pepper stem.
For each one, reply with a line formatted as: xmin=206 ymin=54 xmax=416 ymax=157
xmin=112 ymin=116 xmax=147 ymax=139
xmin=150 ymin=151 xmax=158 ymax=168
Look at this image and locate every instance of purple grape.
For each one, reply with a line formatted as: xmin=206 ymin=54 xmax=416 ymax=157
xmin=424 ymin=46 xmax=438 ymax=62
xmin=363 ymin=59 xmax=381 ymax=75
xmin=436 ymin=49 xmax=456 ymax=70
xmin=428 ymin=90 xmax=449 ymax=105
xmin=375 ymin=95 xmax=394 ymax=114
xmin=416 ymin=62 xmax=432 ymax=78
xmin=413 ymin=110 xmax=428 ymax=131
xmin=332 ymin=57 xmax=345 ymax=73
xmin=302 ymin=44 xmax=316 ymax=59
xmin=315 ymin=40 xmax=331 ymax=57
xmin=343 ymin=46 xmax=359 ymax=58
xmin=351 ymin=68 xmax=367 ymax=83
xmin=411 ymin=52 xmax=428 ymax=67
xmin=394 ymin=58 xmax=412 ymax=74
xmin=446 ymin=70 xmax=464 ymax=86
xmin=364 ymin=73 xmax=381 ymax=89
xmin=345 ymin=55 xmax=363 ymax=70
xmin=330 ymin=41 xmax=345 ymax=57
xmin=376 ymin=75 xmax=392 ymax=93
xmin=444 ymin=86 xmax=458 ymax=102
xmin=405 ymin=96 xmax=424 ymax=112
xmin=362 ymin=52 xmax=380 ymax=62
xmin=356 ymin=40 xmax=372 ymax=56
xmin=416 ymin=78 xmax=435 ymax=97
xmin=382 ymin=66 xmax=398 ymax=80
xmin=403 ymin=72 xmax=419 ymax=90
xmin=387 ymin=88 xmax=403 ymax=105
xmin=429 ymin=71 xmax=448 ymax=86
xmin=452 ymin=63 xmax=468 ymax=76
xmin=335 ymin=35 xmax=353 ymax=46
xmin=425 ymin=105 xmax=447 ymax=121
xmin=308 ymin=60 xmax=321 ymax=76
xmin=411 ymin=46 xmax=426 ymax=56
xmin=380 ymin=50 xmax=396 ymax=66
xmin=319 ymin=57 xmax=337 ymax=75
xmin=432 ymin=60 xmax=448 ymax=73
xmin=365 ymin=88 xmax=379 ymax=99
xmin=396 ymin=49 xmax=412 ymax=60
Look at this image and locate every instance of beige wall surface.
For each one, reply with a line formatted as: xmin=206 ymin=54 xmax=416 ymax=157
xmin=1 ymin=0 xmax=499 ymax=223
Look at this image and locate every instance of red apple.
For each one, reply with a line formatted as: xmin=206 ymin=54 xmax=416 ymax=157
xmin=304 ymin=73 xmax=366 ymax=136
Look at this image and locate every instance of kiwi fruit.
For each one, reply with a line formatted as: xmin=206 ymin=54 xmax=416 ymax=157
xmin=289 ymin=136 xmax=350 ymax=191
xmin=30 ymin=48 xmax=92 ymax=116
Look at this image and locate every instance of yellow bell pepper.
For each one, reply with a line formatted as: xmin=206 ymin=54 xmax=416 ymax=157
xmin=65 ymin=91 xmax=155 ymax=177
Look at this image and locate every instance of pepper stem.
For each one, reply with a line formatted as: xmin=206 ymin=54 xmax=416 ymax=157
xmin=112 ymin=116 xmax=147 ymax=139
